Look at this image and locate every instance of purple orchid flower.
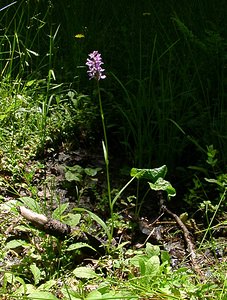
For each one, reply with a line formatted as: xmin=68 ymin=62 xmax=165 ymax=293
xmin=86 ymin=51 xmax=106 ymax=80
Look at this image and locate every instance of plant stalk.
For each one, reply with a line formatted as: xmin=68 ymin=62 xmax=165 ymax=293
xmin=97 ymin=81 xmax=113 ymax=239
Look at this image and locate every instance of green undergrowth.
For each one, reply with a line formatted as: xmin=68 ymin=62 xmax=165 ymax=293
xmin=0 ymin=79 xmax=98 ymax=169
xmin=0 ymin=1 xmax=226 ymax=299
xmin=0 ymin=86 xmax=226 ymax=299
xmin=0 ymin=200 xmax=226 ymax=300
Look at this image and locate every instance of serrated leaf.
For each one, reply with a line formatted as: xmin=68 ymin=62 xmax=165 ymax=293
xmin=30 ymin=263 xmax=41 ymax=285
xmin=130 ymin=165 xmax=167 ymax=182
xmin=66 ymin=242 xmax=96 ymax=252
xmin=73 ymin=267 xmax=97 ymax=279
xmin=148 ymin=178 xmax=176 ymax=198
xmin=28 ymin=291 xmax=58 ymax=299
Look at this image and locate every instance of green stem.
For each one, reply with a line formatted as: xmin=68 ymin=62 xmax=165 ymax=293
xmin=97 ymin=81 xmax=113 ymax=238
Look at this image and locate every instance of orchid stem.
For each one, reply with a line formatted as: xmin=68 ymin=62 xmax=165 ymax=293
xmin=97 ymin=82 xmax=113 ymax=239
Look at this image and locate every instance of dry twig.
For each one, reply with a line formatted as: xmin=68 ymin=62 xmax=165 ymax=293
xmin=161 ymin=205 xmax=204 ymax=278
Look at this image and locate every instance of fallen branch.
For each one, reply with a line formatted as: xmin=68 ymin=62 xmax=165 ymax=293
xmin=17 ymin=206 xmax=71 ymax=239
xmin=161 ymin=205 xmax=204 ymax=278
xmin=17 ymin=206 xmax=105 ymax=255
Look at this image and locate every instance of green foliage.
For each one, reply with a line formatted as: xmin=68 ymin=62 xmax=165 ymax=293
xmin=130 ymin=165 xmax=167 ymax=182
xmin=0 ymin=2 xmax=226 ymax=299
xmin=184 ymin=145 xmax=226 ymax=214
xmin=64 ymin=165 xmax=101 ymax=184
xmin=0 ymin=194 xmax=226 ymax=299
xmin=73 ymin=266 xmax=97 ymax=279
xmin=1 ymin=0 xmax=227 ymax=170
xmin=148 ymin=178 xmax=176 ymax=198
xmin=0 ymin=81 xmax=98 ymax=199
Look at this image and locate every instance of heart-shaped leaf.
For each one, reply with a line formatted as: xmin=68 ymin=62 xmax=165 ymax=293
xmin=148 ymin=178 xmax=176 ymax=198
xmin=130 ymin=165 xmax=167 ymax=182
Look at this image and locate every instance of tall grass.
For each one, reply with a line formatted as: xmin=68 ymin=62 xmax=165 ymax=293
xmin=105 ymin=2 xmax=227 ymax=171
xmin=49 ymin=1 xmax=226 ymax=172
xmin=0 ymin=0 xmax=55 ymax=81
xmin=1 ymin=0 xmax=226 ymax=172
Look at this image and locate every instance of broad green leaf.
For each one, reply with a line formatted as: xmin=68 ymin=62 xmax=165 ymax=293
xmin=148 ymin=178 xmax=176 ymax=198
xmin=161 ymin=251 xmax=171 ymax=265
xmin=38 ymin=279 xmax=56 ymax=291
xmin=61 ymin=288 xmax=82 ymax=300
xmin=130 ymin=254 xmax=146 ymax=268
xmin=84 ymin=167 xmax=101 ymax=176
xmin=145 ymin=255 xmax=160 ymax=277
xmin=30 ymin=263 xmax=41 ymax=285
xmin=86 ymin=290 xmax=102 ymax=299
xmin=66 ymin=242 xmax=96 ymax=252
xmin=19 ymin=197 xmax=42 ymax=213
xmin=138 ymin=257 xmax=146 ymax=276
xmin=13 ymin=284 xmax=35 ymax=296
xmin=28 ymin=291 xmax=58 ymax=299
xmin=146 ymin=243 xmax=160 ymax=257
xmin=65 ymin=165 xmax=84 ymax=182
xmin=0 ymin=199 xmax=18 ymax=212
xmin=5 ymin=239 xmax=29 ymax=249
xmin=66 ymin=164 xmax=84 ymax=173
xmin=130 ymin=165 xmax=167 ymax=182
xmin=0 ymin=114 xmax=6 ymax=120
xmin=4 ymin=272 xmax=16 ymax=284
xmin=65 ymin=170 xmax=83 ymax=182
xmin=86 ymin=290 xmax=132 ymax=299
xmin=63 ymin=213 xmax=81 ymax=226
xmin=52 ymin=202 xmax=69 ymax=220
xmin=73 ymin=266 xmax=97 ymax=279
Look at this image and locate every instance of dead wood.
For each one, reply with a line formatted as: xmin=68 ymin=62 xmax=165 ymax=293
xmin=17 ymin=206 xmax=105 ymax=255
xmin=17 ymin=206 xmax=71 ymax=239
xmin=161 ymin=205 xmax=204 ymax=278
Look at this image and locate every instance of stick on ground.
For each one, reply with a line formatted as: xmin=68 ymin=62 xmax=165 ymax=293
xmin=17 ymin=206 xmax=71 ymax=239
xmin=161 ymin=205 xmax=204 ymax=278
